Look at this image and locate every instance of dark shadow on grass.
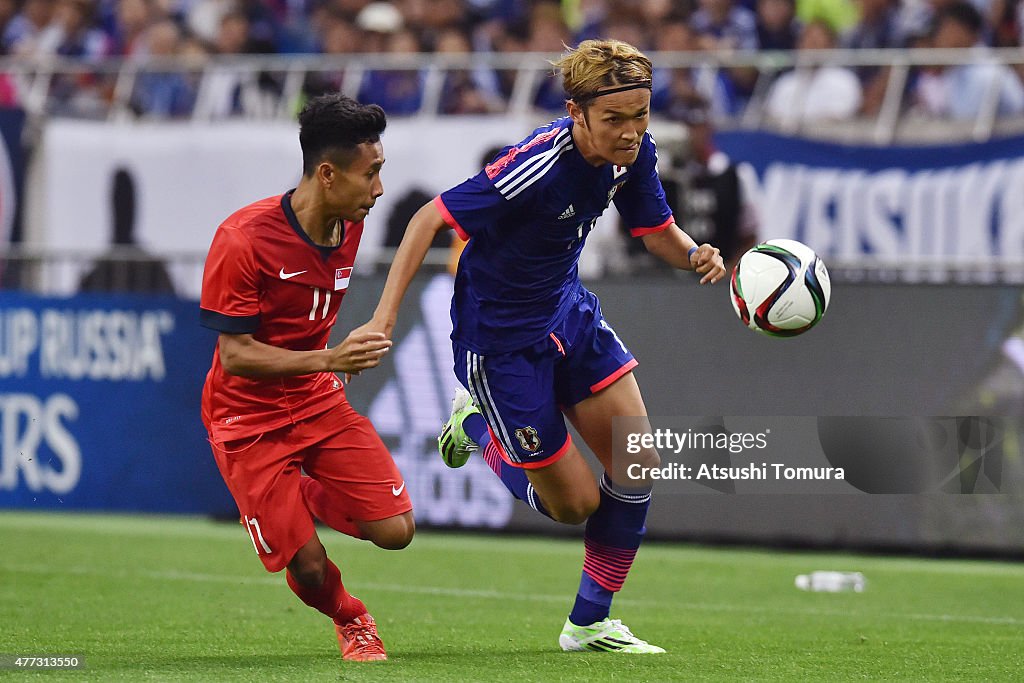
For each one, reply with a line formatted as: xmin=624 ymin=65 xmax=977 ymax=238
xmin=384 ymin=647 xmax=576 ymax=660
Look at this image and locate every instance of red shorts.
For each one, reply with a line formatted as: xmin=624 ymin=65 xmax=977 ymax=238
xmin=207 ymin=400 xmax=411 ymax=573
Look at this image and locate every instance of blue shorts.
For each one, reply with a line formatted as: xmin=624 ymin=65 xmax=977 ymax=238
xmin=453 ymin=289 xmax=637 ymax=469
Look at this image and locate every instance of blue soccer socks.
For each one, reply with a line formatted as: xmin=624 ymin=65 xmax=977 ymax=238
xmin=570 ymin=474 xmax=650 ymax=625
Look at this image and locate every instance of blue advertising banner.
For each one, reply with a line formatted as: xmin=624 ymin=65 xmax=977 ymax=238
xmin=715 ymin=131 xmax=1024 ymax=263
xmin=0 ymin=292 xmax=234 ymax=514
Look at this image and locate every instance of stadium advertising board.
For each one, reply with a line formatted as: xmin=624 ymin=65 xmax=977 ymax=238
xmin=36 ymin=121 xmax=302 ymax=297
xmin=0 ymin=282 xmax=511 ymax=527
xmin=0 ymin=292 xmax=233 ymax=513
xmin=338 ymin=274 xmax=1024 ymax=553
xmin=2 ymin=276 xmax=1022 ymax=552
xmin=36 ymin=121 xmax=1024 ymax=295
xmin=37 ymin=118 xmax=529 ymax=296
xmin=362 ymin=276 xmax=514 ymax=529
xmin=717 ymin=131 xmax=1024 ymax=265
xmin=494 ymin=277 xmax=1024 ymax=553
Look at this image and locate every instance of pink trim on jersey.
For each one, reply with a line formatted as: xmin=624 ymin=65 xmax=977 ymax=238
xmin=487 ymin=426 xmax=573 ymax=470
xmin=485 ymin=423 xmax=509 ymax=460
xmin=433 ymin=195 xmax=470 ymax=240
xmin=590 ymin=358 xmax=639 ymax=394
xmin=485 ymin=129 xmax=560 ymax=179
xmin=629 ymin=215 xmax=675 ymax=237
xmin=549 ymin=333 xmax=566 ymax=357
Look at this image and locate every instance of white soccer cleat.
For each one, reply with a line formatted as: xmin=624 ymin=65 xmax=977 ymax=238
xmin=438 ymin=388 xmax=480 ymax=468
xmin=558 ymin=617 xmax=666 ymax=654
xmin=450 ymin=387 xmax=474 ymax=415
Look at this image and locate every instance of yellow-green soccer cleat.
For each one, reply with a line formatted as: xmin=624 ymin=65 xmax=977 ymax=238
xmin=438 ymin=388 xmax=481 ymax=468
xmin=558 ymin=617 xmax=666 ymax=654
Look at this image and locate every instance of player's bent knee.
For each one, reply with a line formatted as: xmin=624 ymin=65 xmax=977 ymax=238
xmin=287 ymin=539 xmax=328 ymax=586
xmin=635 ymin=448 xmax=661 ymax=470
xmin=547 ymin=493 xmax=600 ymax=525
xmin=373 ymin=529 xmax=414 ymax=550
xmin=549 ymin=503 xmax=597 ymax=525
xmin=363 ymin=513 xmax=415 ymax=550
xmin=613 ymin=447 xmax=660 ymax=485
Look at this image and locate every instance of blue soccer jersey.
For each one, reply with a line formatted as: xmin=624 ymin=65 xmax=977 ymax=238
xmin=436 ymin=117 xmax=674 ymax=354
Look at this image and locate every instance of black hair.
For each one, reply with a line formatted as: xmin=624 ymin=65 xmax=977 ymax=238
xmin=938 ymin=1 xmax=983 ymax=35
xmin=298 ymin=93 xmax=387 ymax=176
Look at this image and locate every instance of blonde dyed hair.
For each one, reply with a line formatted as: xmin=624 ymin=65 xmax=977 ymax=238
xmin=552 ymin=39 xmax=653 ymax=105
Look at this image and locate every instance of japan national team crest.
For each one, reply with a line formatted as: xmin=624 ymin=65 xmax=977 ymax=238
xmin=606 ymin=183 xmax=622 ymax=207
xmin=515 ymin=426 xmax=542 ymax=453
xmin=334 ymin=267 xmax=352 ymax=291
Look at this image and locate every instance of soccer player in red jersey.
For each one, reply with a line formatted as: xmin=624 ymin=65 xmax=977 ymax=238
xmin=199 ymin=94 xmax=413 ymax=663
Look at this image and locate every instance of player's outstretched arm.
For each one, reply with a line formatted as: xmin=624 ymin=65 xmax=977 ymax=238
xmin=642 ymin=223 xmax=726 ymax=284
xmin=363 ymin=200 xmax=450 ymax=337
xmin=218 ymin=331 xmax=391 ymax=378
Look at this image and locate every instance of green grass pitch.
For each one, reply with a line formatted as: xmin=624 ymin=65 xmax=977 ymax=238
xmin=2 ymin=511 xmax=1023 ymax=681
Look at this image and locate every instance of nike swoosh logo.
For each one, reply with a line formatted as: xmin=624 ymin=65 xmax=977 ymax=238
xmin=391 ymin=482 xmax=406 ymax=496
xmin=279 ymin=268 xmax=307 ymax=280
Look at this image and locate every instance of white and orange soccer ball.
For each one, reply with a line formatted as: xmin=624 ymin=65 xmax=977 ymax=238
xmin=730 ymin=239 xmax=831 ymax=337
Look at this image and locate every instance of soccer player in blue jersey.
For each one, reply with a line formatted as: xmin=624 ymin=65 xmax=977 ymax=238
xmin=363 ymin=39 xmax=726 ymax=652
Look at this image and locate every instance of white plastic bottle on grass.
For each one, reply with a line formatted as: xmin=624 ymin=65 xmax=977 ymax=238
xmin=794 ymin=571 xmax=866 ymax=592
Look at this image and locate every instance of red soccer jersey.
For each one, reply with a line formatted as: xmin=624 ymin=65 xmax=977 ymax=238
xmin=200 ymin=191 xmax=363 ymax=442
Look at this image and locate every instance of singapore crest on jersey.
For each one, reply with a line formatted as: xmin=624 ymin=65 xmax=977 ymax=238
xmin=515 ymin=426 xmax=542 ymax=453
xmin=335 ymin=267 xmax=352 ymax=291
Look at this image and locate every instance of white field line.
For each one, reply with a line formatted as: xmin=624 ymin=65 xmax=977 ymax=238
xmin=0 ymin=514 xmax=582 ymax=557
xmin=2 ymin=562 xmax=1022 ymax=627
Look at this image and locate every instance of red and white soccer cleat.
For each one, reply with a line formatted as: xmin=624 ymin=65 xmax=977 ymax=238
xmin=334 ymin=612 xmax=387 ymax=662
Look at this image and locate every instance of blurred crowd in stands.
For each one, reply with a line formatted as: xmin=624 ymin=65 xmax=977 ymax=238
xmin=1 ymin=0 xmax=1022 ymax=120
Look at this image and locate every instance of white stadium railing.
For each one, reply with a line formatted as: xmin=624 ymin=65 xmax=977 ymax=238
xmin=3 ymin=48 xmax=1024 ymax=293
xmin=5 ymin=48 xmax=1024 ymax=136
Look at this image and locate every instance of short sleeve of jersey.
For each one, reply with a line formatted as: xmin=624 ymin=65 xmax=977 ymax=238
xmin=436 ymin=123 xmax=573 ymax=238
xmin=200 ymin=226 xmax=261 ymax=334
xmin=614 ymin=132 xmax=675 ymax=237
xmin=434 ymin=170 xmax=514 ymax=240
